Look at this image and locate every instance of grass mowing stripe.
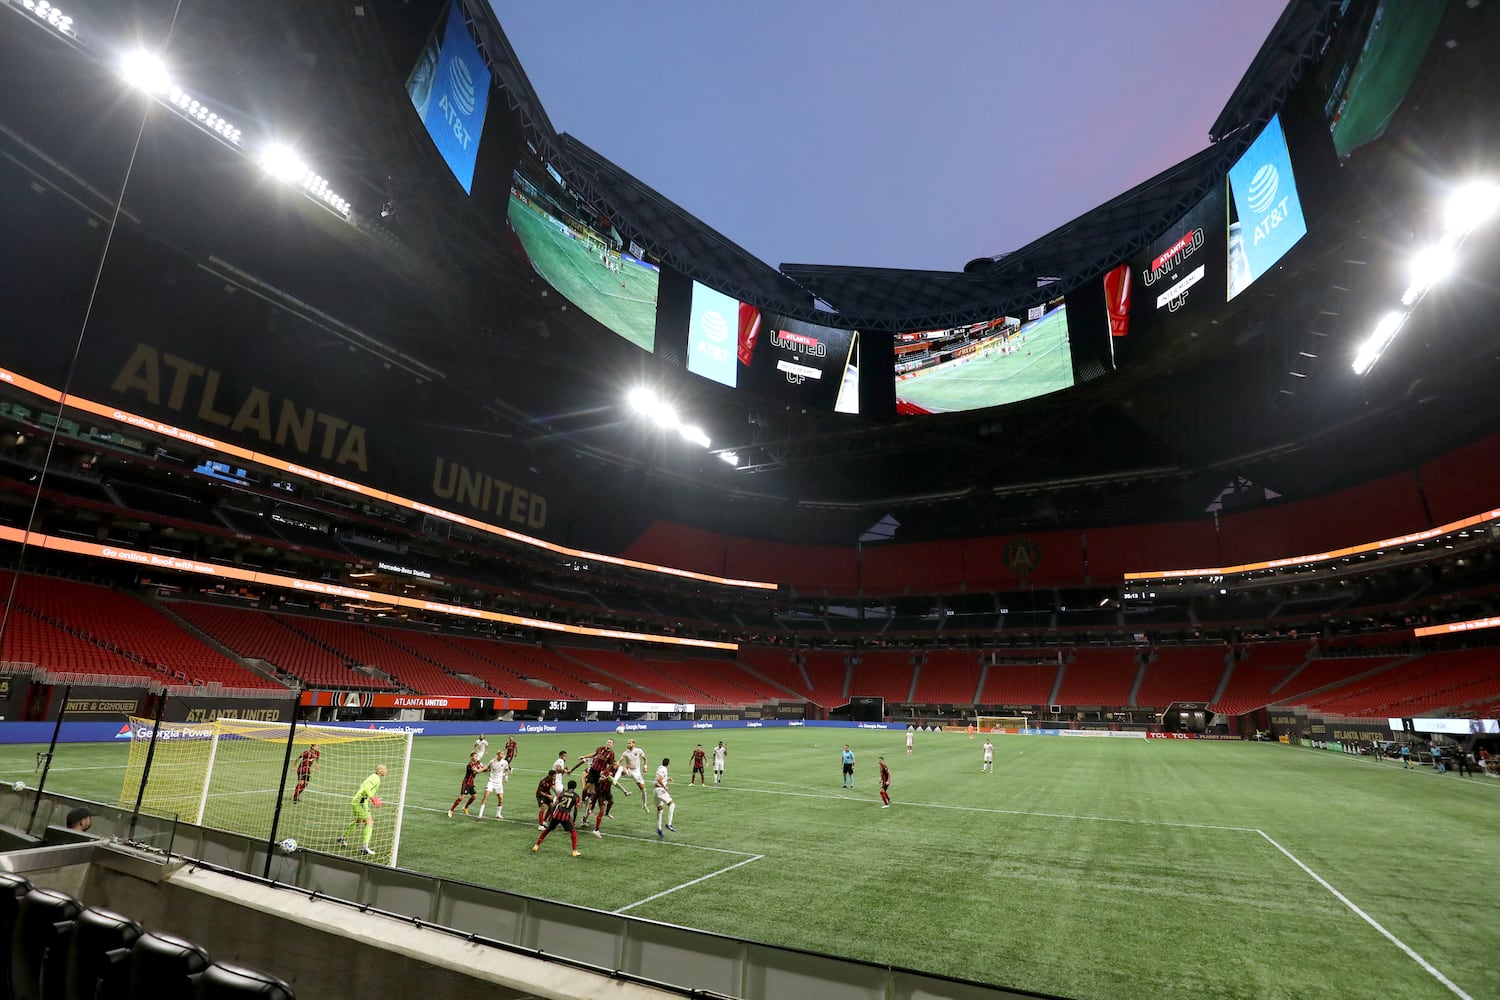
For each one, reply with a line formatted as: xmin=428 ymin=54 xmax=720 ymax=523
xmin=613 ymin=854 xmax=765 ymax=914
xmin=720 ymin=781 xmax=1257 ymax=831
xmin=1255 ymin=829 xmax=1474 ymax=1000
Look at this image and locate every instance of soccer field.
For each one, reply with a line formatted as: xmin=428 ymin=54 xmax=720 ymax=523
xmin=897 ymin=311 xmax=1073 ymax=414
xmin=507 ymin=194 xmax=659 ymax=353
xmin=4 ymin=731 xmax=1497 ymax=1000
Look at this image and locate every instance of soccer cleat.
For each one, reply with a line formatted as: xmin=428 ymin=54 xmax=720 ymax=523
xmin=538 ymin=824 xmax=546 ymax=831
xmin=360 ymin=846 xmax=375 ymax=855
xmin=496 ymin=812 xmax=503 ymax=820
xmin=462 ymin=808 xmax=469 ymax=816
xmin=620 ymin=788 xmax=629 ymax=796
xmin=881 ymin=804 xmax=890 ymax=809
xmin=447 ymin=809 xmax=454 ymax=818
xmin=656 ymin=827 xmax=663 ymax=838
xmin=531 ymin=844 xmax=539 ymax=852
xmin=593 ymin=830 xmax=602 ymax=838
xmin=666 ymin=824 xmax=676 ymax=832
xmin=570 ymin=850 xmax=582 ymax=857
xmin=335 ymin=838 xmax=347 ymax=846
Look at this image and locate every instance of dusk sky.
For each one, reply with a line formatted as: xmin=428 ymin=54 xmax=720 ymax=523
xmin=493 ymin=1 xmax=1291 ymax=273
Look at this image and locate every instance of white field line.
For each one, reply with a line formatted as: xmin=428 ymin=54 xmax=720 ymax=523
xmin=613 ymin=853 xmax=765 ymax=915
xmin=1256 ymin=830 xmax=1473 ymax=1000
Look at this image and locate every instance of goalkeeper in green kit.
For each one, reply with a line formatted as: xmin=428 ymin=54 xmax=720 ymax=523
xmin=338 ymin=763 xmax=387 ymax=856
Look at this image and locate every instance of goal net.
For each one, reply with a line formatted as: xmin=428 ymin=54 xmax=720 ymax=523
xmin=117 ymin=719 xmax=413 ymax=865
xmin=975 ymin=716 xmax=1031 ymax=733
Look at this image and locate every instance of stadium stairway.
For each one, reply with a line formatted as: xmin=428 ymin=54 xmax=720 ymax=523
xmin=144 ymin=596 xmax=287 ymax=690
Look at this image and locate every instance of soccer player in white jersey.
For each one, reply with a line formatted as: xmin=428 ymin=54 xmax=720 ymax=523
xmin=472 ymin=735 xmax=490 ymax=761
xmin=613 ymin=739 xmax=649 ymax=810
xmin=712 ymin=741 xmax=727 ymax=785
xmin=981 ymin=739 xmax=995 ymax=773
xmin=477 ymin=753 xmax=510 ymax=818
xmin=654 ymin=757 xmax=675 ymax=836
xmin=906 ymin=728 xmax=915 ymax=755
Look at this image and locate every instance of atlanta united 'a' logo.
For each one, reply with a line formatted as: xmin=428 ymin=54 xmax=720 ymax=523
xmin=1003 ymin=538 xmax=1041 ymax=578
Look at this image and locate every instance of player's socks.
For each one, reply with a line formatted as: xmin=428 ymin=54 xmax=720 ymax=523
xmin=362 ymin=826 xmax=373 ymax=848
xmin=667 ymin=803 xmax=676 ymax=826
xmin=569 ymin=831 xmax=578 ymax=851
xmin=477 ymin=805 xmax=485 ymax=818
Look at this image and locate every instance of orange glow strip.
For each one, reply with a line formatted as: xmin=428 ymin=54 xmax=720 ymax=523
xmin=0 ymin=365 xmax=776 ymax=591
xmin=1414 ymin=616 xmax=1500 ymax=638
xmin=0 ymin=524 xmax=738 ymax=651
xmin=1123 ymin=508 xmax=1500 ymax=582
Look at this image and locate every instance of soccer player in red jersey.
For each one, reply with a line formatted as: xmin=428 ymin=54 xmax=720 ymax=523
xmin=535 ymin=766 xmax=560 ymax=829
xmin=579 ymin=739 xmax=616 ymax=819
xmin=448 ymin=752 xmax=484 ymax=818
xmin=504 ymin=736 xmax=518 ymax=763
xmin=690 ymin=744 xmax=707 ymax=785
xmin=590 ymin=772 xmax=616 ymax=837
xmin=878 ymin=756 xmax=891 ymax=808
xmin=292 ymin=743 xmax=320 ymax=804
xmin=532 ymin=779 xmax=583 ymax=856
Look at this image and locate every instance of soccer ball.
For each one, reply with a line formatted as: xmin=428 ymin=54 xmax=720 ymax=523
xmin=10 ymin=781 xmax=24 ymax=792
xmin=278 ymin=838 xmax=298 ymax=854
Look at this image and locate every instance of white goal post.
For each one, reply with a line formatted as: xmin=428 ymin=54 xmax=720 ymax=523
xmin=118 ymin=718 xmax=413 ymax=866
xmin=975 ymin=716 xmax=1031 ymax=733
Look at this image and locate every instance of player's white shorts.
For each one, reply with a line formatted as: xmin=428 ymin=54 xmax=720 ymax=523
xmin=619 ymin=767 xmax=643 ymax=785
xmin=654 ymin=788 xmax=673 ymax=805
xmin=486 ymin=777 xmax=506 ymax=793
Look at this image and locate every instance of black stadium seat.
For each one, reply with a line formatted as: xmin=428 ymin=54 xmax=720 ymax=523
xmin=10 ymin=889 xmax=82 ymax=1000
xmin=63 ymin=907 xmax=142 ymax=1000
xmin=126 ymin=932 xmax=210 ymax=1000
xmin=193 ymin=962 xmax=294 ymax=1000
xmin=0 ymin=873 xmax=34 ymax=1000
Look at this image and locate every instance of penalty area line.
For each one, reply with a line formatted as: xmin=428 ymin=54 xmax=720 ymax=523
xmin=613 ymin=853 xmax=764 ymax=915
xmin=1256 ymin=830 xmax=1473 ymax=1000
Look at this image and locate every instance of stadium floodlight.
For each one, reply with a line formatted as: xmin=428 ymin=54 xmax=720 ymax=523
xmin=650 ymin=403 xmax=679 ymax=430
xmin=1443 ymin=180 xmax=1500 ymax=238
xmin=168 ymin=87 xmax=243 ymax=145
xmin=17 ymin=0 xmax=74 ymax=35
xmin=1352 ymin=310 xmax=1408 ymax=375
xmin=259 ymin=143 xmax=308 ymax=183
xmin=120 ymin=49 xmax=170 ymax=94
xmin=718 ymin=451 xmax=740 ymax=467
xmin=1402 ymin=244 xmax=1457 ymax=306
xmin=678 ymin=424 xmax=711 ymax=448
xmin=627 ymin=387 xmax=658 ymax=416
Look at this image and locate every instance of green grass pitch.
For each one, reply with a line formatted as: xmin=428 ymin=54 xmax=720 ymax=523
xmin=897 ymin=311 xmax=1074 ymax=414
xmin=507 ymin=194 xmax=659 ymax=352
xmin=4 ymin=730 xmax=1497 ymax=1000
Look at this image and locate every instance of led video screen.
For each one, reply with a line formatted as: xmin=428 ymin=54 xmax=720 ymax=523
xmin=508 ymin=152 xmax=660 ymax=353
xmin=742 ymin=312 xmax=860 ymax=414
xmin=1227 ymin=115 xmax=1308 ymax=300
xmin=1318 ymin=0 xmax=1444 ymax=160
xmin=406 ymin=1 xmax=491 ymax=195
xmin=686 ymin=281 xmax=747 ymax=388
xmin=892 ymin=298 xmax=1072 ymax=414
xmin=683 ymin=282 xmax=859 ymax=412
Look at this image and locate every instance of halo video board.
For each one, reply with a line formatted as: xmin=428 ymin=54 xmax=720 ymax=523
xmin=892 ymin=298 xmax=1073 ymax=414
